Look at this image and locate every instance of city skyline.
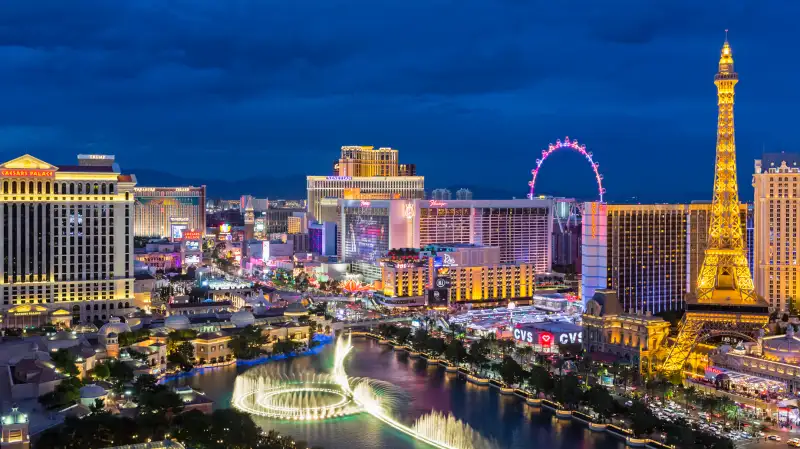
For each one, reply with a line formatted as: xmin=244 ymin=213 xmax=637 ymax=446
xmin=0 ymin=2 xmax=797 ymax=202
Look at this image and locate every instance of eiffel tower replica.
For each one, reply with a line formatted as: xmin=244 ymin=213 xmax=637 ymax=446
xmin=660 ymin=34 xmax=769 ymax=375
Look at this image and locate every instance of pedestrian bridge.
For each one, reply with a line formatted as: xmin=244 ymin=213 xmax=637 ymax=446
xmin=333 ymin=316 xmax=415 ymax=330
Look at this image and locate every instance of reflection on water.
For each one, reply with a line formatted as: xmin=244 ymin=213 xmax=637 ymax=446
xmin=169 ymin=338 xmax=625 ymax=449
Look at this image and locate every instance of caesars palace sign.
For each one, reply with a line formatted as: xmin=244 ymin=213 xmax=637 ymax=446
xmin=513 ymin=328 xmax=582 ymax=346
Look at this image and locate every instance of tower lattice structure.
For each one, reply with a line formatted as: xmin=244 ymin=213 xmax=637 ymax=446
xmin=660 ymin=36 xmax=769 ymax=375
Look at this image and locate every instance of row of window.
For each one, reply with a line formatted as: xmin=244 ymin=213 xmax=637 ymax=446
xmin=1 ymin=180 xmax=117 ymax=195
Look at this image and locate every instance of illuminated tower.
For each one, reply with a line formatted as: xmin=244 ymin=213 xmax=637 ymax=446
xmin=660 ymin=35 xmax=769 ymax=375
xmin=244 ymin=196 xmax=255 ymax=240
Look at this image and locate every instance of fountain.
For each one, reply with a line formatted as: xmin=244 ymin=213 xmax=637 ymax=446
xmin=232 ymin=334 xmax=497 ymax=449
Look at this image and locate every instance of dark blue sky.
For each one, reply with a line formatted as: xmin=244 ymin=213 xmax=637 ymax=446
xmin=0 ymin=1 xmax=796 ymax=201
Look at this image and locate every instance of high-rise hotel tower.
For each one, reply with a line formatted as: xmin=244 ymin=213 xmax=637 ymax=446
xmin=0 ymin=154 xmax=137 ymax=328
xmin=753 ymin=152 xmax=800 ymax=311
xmin=308 ymin=146 xmax=424 ymax=221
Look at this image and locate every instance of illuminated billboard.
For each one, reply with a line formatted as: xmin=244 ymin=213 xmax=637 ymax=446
xmin=182 ymin=230 xmax=202 ymax=240
xmin=220 ymin=223 xmax=231 ymax=233
xmin=185 ymin=241 xmax=200 ymax=251
xmin=171 ymin=224 xmax=188 ymax=241
xmin=184 ymin=255 xmax=201 ymax=265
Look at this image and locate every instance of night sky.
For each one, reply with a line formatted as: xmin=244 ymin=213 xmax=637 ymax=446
xmin=0 ymin=1 xmax=796 ymax=201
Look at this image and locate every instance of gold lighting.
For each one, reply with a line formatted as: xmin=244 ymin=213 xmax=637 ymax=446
xmin=660 ymin=35 xmax=769 ymax=375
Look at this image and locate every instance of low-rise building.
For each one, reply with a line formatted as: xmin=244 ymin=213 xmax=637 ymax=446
xmin=191 ymin=327 xmax=232 ymax=364
xmin=582 ymin=289 xmax=671 ymax=375
xmin=710 ymin=326 xmax=800 ymax=394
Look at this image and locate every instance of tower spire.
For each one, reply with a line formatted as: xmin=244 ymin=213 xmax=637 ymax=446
xmin=694 ymin=35 xmax=754 ymax=303
xmin=659 ymin=38 xmax=768 ymax=376
xmin=719 ymin=32 xmax=734 ymax=74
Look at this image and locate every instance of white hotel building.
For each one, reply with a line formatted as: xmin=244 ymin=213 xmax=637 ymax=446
xmin=306 ymin=175 xmax=425 ymax=222
xmin=0 ymin=154 xmax=136 ymax=328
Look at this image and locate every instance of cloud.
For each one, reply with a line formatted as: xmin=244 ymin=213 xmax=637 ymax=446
xmin=0 ymin=0 xmax=794 ymax=200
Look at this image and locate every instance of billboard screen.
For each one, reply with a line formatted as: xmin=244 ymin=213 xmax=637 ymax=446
xmin=427 ymin=289 xmax=449 ymax=306
xmin=344 ymin=214 xmax=388 ymax=263
xmin=220 ymin=223 xmax=231 ymax=233
xmin=185 ymin=241 xmax=200 ymax=251
xmin=184 ymin=255 xmax=201 ymax=265
xmin=171 ymin=224 xmax=188 ymax=241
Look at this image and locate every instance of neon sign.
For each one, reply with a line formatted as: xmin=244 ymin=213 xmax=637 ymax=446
xmin=182 ymin=230 xmax=202 ymax=240
xmin=442 ymin=254 xmax=457 ymax=267
xmin=1 ymin=169 xmax=54 ymax=178
xmin=404 ymin=203 xmax=415 ymax=220
xmin=558 ymin=332 xmax=583 ymax=344
xmin=428 ymin=200 xmax=447 ymax=207
xmin=327 ymin=176 xmax=352 ymax=181
xmin=539 ymin=332 xmax=554 ymax=347
xmin=360 ymin=200 xmax=371 ymax=207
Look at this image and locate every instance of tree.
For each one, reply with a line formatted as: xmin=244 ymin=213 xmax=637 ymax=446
xmin=553 ymin=373 xmax=582 ymax=408
xmin=273 ymin=338 xmax=299 ymax=357
xmin=90 ymin=398 xmax=106 ymax=414
xmin=39 ymin=377 xmax=82 ymax=409
xmin=445 ymin=339 xmax=467 ymax=365
xmin=173 ymin=408 xmax=308 ymax=449
xmin=50 ymin=348 xmax=80 ymax=377
xmin=395 ymin=327 xmax=412 ymax=345
xmin=230 ymin=325 xmax=266 ymax=359
xmin=790 ymin=297 xmax=799 ymax=316
xmin=583 ymin=386 xmax=614 ymax=421
xmin=138 ymin=385 xmax=183 ymax=415
xmin=92 ymin=362 xmax=110 ymax=380
xmin=176 ymin=341 xmax=195 ymax=361
xmin=496 ymin=339 xmax=515 ymax=358
xmin=467 ymin=339 xmax=489 ymax=375
xmin=294 ymin=272 xmax=309 ymax=292
xmin=426 ymin=337 xmax=446 ymax=356
xmin=412 ymin=328 xmax=429 ymax=351
xmin=499 ymin=356 xmax=524 ymax=387
xmin=628 ymin=401 xmax=659 ymax=438
xmin=37 ymin=414 xmax=138 ymax=449
xmin=132 ymin=374 xmax=158 ymax=397
xmin=557 ymin=342 xmax=583 ymax=359
xmin=528 ymin=365 xmax=554 ymax=396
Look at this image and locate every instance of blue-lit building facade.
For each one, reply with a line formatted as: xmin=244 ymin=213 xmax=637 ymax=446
xmin=581 ymin=202 xmax=754 ymax=314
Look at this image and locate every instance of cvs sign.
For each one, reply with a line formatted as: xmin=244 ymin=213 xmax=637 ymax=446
xmin=513 ymin=328 xmax=535 ymax=344
xmin=558 ymin=332 xmax=583 ymax=344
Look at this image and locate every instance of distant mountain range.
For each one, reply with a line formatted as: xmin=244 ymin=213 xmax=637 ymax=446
xmin=131 ymin=168 xmax=713 ymax=204
xmin=131 ymin=169 xmax=307 ymax=199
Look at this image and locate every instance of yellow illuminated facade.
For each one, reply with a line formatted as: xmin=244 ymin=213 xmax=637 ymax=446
xmin=337 ymin=146 xmax=400 ymax=177
xmin=0 ymin=154 xmax=136 ymax=327
xmin=447 ymin=264 xmax=535 ymax=305
xmin=661 ymin=38 xmax=769 ymax=374
xmin=381 ymin=262 xmax=428 ymax=299
xmin=583 ymin=290 xmax=670 ymax=375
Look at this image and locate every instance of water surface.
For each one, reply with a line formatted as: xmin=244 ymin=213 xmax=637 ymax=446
xmin=170 ymin=338 xmax=625 ymax=449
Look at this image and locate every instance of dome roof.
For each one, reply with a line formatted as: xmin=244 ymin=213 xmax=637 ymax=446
xmin=763 ymin=327 xmax=800 ymax=362
xmin=80 ymin=384 xmax=107 ymax=399
xmin=284 ymin=301 xmax=308 ymax=317
xmin=98 ymin=317 xmax=131 ymax=338
xmin=230 ymin=310 xmax=255 ymax=328
xmin=165 ymin=314 xmax=191 ymax=330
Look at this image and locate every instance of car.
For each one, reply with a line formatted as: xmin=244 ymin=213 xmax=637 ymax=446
xmin=788 ymin=438 xmax=800 ymax=447
xmin=769 ymin=435 xmax=782 ymax=441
